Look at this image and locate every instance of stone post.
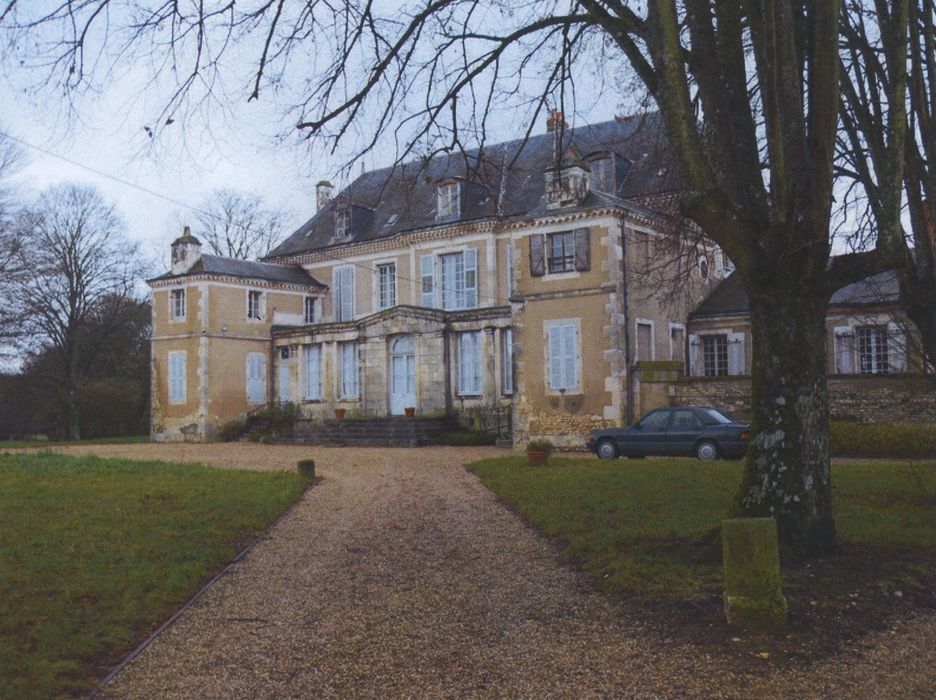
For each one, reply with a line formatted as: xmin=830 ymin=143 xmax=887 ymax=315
xmin=722 ymin=517 xmax=788 ymax=630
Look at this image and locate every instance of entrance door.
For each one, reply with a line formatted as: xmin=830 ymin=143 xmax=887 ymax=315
xmin=389 ymin=335 xmax=416 ymax=415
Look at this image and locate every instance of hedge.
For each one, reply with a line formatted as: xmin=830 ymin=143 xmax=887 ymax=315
xmin=830 ymin=421 xmax=936 ymax=459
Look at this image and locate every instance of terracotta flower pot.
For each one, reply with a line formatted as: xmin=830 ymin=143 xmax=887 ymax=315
xmin=526 ymin=450 xmax=549 ymax=466
xmin=334 ymin=408 xmax=347 ymax=420
xmin=404 ymin=406 xmax=416 ymax=417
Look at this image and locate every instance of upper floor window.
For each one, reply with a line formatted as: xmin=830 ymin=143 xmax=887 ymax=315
xmin=377 ymin=263 xmax=396 ymax=310
xmin=170 ymin=289 xmax=185 ymax=320
xmin=590 ymin=156 xmax=615 ymax=193
xmin=857 ymin=325 xmax=889 ymax=374
xmin=548 ymin=232 xmax=575 ymax=273
xmin=437 ymin=182 xmax=460 ymax=220
xmin=334 ymin=207 xmax=351 ymax=238
xmin=421 ymin=249 xmax=477 ymax=310
xmin=247 ymin=290 xmax=264 ymax=320
xmin=304 ymin=297 xmax=317 ymax=324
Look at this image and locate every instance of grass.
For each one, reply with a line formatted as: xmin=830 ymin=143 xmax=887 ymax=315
xmin=469 ymin=455 xmax=936 ymax=604
xmin=0 ymin=435 xmax=150 ymax=449
xmin=0 ymin=452 xmax=309 ymax=699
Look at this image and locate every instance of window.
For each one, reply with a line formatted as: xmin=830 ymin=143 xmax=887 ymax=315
xmin=377 ymin=263 xmax=396 ymax=310
xmin=247 ymin=290 xmax=263 ymax=320
xmin=170 ymin=289 xmax=185 ymax=320
xmin=305 ymin=344 xmax=322 ymax=400
xmin=501 ymin=328 xmax=513 ymax=395
xmin=437 ymin=249 xmax=477 ymax=310
xmin=384 ymin=213 xmax=399 ymax=228
xmin=335 ymin=207 xmax=351 ymax=238
xmin=636 ymin=321 xmax=653 ymax=361
xmin=339 ymin=341 xmax=359 ymax=398
xmin=670 ymin=324 xmax=685 ymax=363
xmin=304 ymin=297 xmax=316 ymax=324
xmin=702 ymin=335 xmax=729 ymax=376
xmin=168 ymin=351 xmax=186 ymax=404
xmin=590 ymin=156 xmax=615 ymax=193
xmin=246 ymin=353 xmax=266 ymax=404
xmin=547 ymin=322 xmax=579 ymax=391
xmin=437 ymin=182 xmax=460 ymax=219
xmin=458 ymin=332 xmax=483 ymax=395
xmin=638 ymin=410 xmax=672 ymax=431
xmin=857 ymin=325 xmax=889 ymax=374
xmin=548 ymin=231 xmax=575 ymax=273
xmin=334 ymin=266 xmax=354 ymax=321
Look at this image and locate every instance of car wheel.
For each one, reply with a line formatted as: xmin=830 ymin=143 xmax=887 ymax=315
xmin=596 ymin=439 xmax=619 ymax=460
xmin=696 ymin=440 xmax=719 ymax=462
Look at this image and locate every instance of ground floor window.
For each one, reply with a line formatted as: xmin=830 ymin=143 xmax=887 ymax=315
xmin=458 ymin=331 xmax=483 ymax=395
xmin=857 ymin=325 xmax=889 ymax=374
xmin=702 ymin=334 xmax=728 ymax=376
xmin=306 ymin=344 xmax=323 ymax=399
xmin=339 ymin=341 xmax=359 ymax=399
xmin=547 ymin=322 xmax=579 ymax=391
xmin=501 ymin=328 xmax=513 ymax=395
xmin=168 ymin=351 xmax=186 ymax=404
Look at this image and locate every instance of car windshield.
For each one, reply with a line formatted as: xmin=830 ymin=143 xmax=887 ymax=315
xmin=704 ymin=409 xmax=734 ymax=424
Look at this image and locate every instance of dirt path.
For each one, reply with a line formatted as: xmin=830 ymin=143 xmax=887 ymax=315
xmin=40 ymin=444 xmax=936 ymax=698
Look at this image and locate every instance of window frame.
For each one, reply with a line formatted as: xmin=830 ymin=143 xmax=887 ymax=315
xmin=856 ymin=324 xmax=890 ymax=375
xmin=334 ymin=207 xmax=351 ymax=238
xmin=304 ymin=296 xmax=317 ymax=324
xmin=702 ymin=334 xmax=729 ymax=377
xmin=590 ymin=156 xmax=615 ymax=193
xmin=338 ymin=341 xmax=360 ymax=399
xmin=245 ymin=352 xmax=267 ymax=404
xmin=167 ymin=350 xmax=186 ymax=404
xmin=170 ymin=288 xmax=186 ymax=321
xmin=376 ymin=262 xmax=397 ymax=310
xmin=457 ymin=331 xmax=483 ymax=396
xmin=547 ymin=231 xmax=576 ymax=274
xmin=247 ymin=289 xmax=264 ymax=321
xmin=501 ymin=327 xmax=513 ymax=395
xmin=545 ymin=320 xmax=581 ymax=392
xmin=437 ymin=182 xmax=460 ymax=220
xmin=305 ymin=344 xmax=323 ymax=400
xmin=333 ymin=265 xmax=355 ymax=322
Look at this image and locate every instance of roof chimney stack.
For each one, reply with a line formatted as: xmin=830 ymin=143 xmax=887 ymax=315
xmin=316 ymin=180 xmax=334 ymax=211
xmin=171 ymin=225 xmax=202 ymax=276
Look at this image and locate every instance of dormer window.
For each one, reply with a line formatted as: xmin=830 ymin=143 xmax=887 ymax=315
xmin=590 ymin=156 xmax=615 ymax=193
xmin=334 ymin=207 xmax=351 ymax=238
xmin=437 ymin=182 xmax=460 ymax=220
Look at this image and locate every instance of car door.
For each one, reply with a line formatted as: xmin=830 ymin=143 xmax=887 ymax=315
xmin=630 ymin=409 xmax=673 ymax=455
xmin=665 ymin=409 xmax=704 ymax=456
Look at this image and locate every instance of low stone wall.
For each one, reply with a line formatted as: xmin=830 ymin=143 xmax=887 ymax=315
xmin=672 ymin=375 xmax=936 ymax=424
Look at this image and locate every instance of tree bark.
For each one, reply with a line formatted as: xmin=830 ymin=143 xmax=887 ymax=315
xmin=734 ymin=279 xmax=837 ymax=557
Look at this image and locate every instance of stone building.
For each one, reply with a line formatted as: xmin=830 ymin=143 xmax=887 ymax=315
xmin=148 ymin=113 xmax=718 ymax=444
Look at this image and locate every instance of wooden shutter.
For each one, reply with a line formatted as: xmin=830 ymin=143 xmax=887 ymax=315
xmin=548 ymin=326 xmax=562 ymax=389
xmin=727 ymin=332 xmax=745 ymax=375
xmin=463 ymin=248 xmax=478 ymax=308
xmin=169 ymin=352 xmax=186 ymax=403
xmin=420 ymin=254 xmax=435 ymax=308
xmin=529 ymin=234 xmax=546 ymax=277
xmin=573 ymin=228 xmax=590 ymax=271
xmin=247 ymin=354 xmax=266 ymax=403
xmin=505 ymin=243 xmax=514 ymax=298
xmin=887 ymin=322 xmax=908 ymax=372
xmin=563 ymin=325 xmax=578 ymax=388
xmin=833 ymin=326 xmax=854 ymax=374
xmin=688 ymin=334 xmax=701 ymax=376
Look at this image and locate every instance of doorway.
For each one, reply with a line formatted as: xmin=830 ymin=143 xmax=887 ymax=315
xmin=389 ymin=335 xmax=416 ymax=415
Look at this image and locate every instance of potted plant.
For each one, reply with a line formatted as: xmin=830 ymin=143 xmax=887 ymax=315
xmin=334 ymin=407 xmax=347 ymax=420
xmin=525 ymin=439 xmax=555 ymax=465
xmin=404 ymin=406 xmax=416 ymax=417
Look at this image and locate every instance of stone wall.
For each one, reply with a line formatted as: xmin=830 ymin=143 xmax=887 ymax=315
xmin=672 ymin=375 xmax=936 ymax=424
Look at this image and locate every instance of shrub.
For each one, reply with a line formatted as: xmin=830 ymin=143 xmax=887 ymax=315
xmin=218 ymin=420 xmax=247 ymax=442
xmin=526 ymin=439 xmax=555 ymax=455
xmin=830 ymin=421 xmax=936 ymax=458
xmin=439 ymin=431 xmax=497 ymax=446
xmin=247 ymin=403 xmax=301 ymax=437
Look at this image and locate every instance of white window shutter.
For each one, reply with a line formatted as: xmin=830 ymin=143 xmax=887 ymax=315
xmin=688 ymin=334 xmax=701 ymax=376
xmin=563 ymin=326 xmax=577 ymax=388
xmin=548 ymin=326 xmax=562 ymax=389
xmin=727 ymin=332 xmax=745 ymax=375
xmin=463 ymin=247 xmax=478 ymax=308
xmin=887 ymin=322 xmax=907 ymax=372
xmin=306 ymin=345 xmax=322 ymax=399
xmin=834 ymin=326 xmax=854 ymax=374
xmin=341 ymin=268 xmax=354 ymax=320
xmin=420 ymin=254 xmax=434 ymax=308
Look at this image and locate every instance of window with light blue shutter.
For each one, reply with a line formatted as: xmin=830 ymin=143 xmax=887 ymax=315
xmin=168 ymin=351 xmax=186 ymax=404
xmin=420 ymin=254 xmax=435 ymax=308
xmin=334 ymin=266 xmax=354 ymax=321
xmin=463 ymin=247 xmax=477 ymax=308
xmin=305 ymin=344 xmax=322 ymax=400
xmin=547 ymin=324 xmax=578 ymax=390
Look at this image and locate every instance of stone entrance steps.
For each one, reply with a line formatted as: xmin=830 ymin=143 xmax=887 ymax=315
xmin=289 ymin=416 xmax=463 ymax=447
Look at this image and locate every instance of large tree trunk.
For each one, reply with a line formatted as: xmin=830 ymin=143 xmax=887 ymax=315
xmin=900 ymin=273 xmax=936 ymax=368
xmin=734 ymin=282 xmax=838 ymax=558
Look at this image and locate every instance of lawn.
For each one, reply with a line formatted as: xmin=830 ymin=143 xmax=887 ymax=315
xmin=0 ymin=452 xmax=309 ymax=699
xmin=469 ymin=456 xmax=936 ymax=605
xmin=0 ymin=435 xmax=150 ymax=449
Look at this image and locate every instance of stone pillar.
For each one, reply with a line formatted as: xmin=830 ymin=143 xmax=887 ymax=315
xmin=722 ymin=517 xmax=788 ymax=630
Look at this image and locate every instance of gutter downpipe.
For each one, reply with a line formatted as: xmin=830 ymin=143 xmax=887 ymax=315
xmin=620 ymin=215 xmax=634 ymax=425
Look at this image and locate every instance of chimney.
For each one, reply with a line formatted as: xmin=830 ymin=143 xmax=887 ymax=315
xmin=316 ymin=180 xmax=334 ymax=211
xmin=171 ymin=225 xmax=202 ymax=276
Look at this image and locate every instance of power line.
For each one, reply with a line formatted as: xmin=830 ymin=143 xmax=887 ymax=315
xmin=0 ymin=127 xmax=516 ymax=307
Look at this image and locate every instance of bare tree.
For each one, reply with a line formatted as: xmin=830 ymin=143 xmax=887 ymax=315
xmin=840 ymin=0 xmax=936 ymax=368
xmin=0 ymin=1 xmax=914 ymax=556
xmin=0 ymin=130 xmax=25 ymax=353
xmin=194 ymin=188 xmax=287 ymax=260
xmin=11 ymin=184 xmax=148 ymax=440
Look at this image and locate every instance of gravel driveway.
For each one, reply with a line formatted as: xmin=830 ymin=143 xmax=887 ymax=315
xmin=41 ymin=443 xmax=936 ymax=698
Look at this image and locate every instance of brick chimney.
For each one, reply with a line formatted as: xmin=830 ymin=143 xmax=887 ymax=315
xmin=171 ymin=226 xmax=202 ymax=276
xmin=316 ymin=180 xmax=334 ymax=211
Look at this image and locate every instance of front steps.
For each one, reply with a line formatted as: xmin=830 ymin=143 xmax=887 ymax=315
xmin=289 ymin=416 xmax=464 ymax=447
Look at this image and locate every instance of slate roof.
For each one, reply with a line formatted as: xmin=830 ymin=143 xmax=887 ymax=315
xmin=265 ymin=112 xmax=678 ymax=260
xmin=149 ymin=254 xmax=324 ymax=287
xmin=690 ymin=269 xmax=900 ymax=318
